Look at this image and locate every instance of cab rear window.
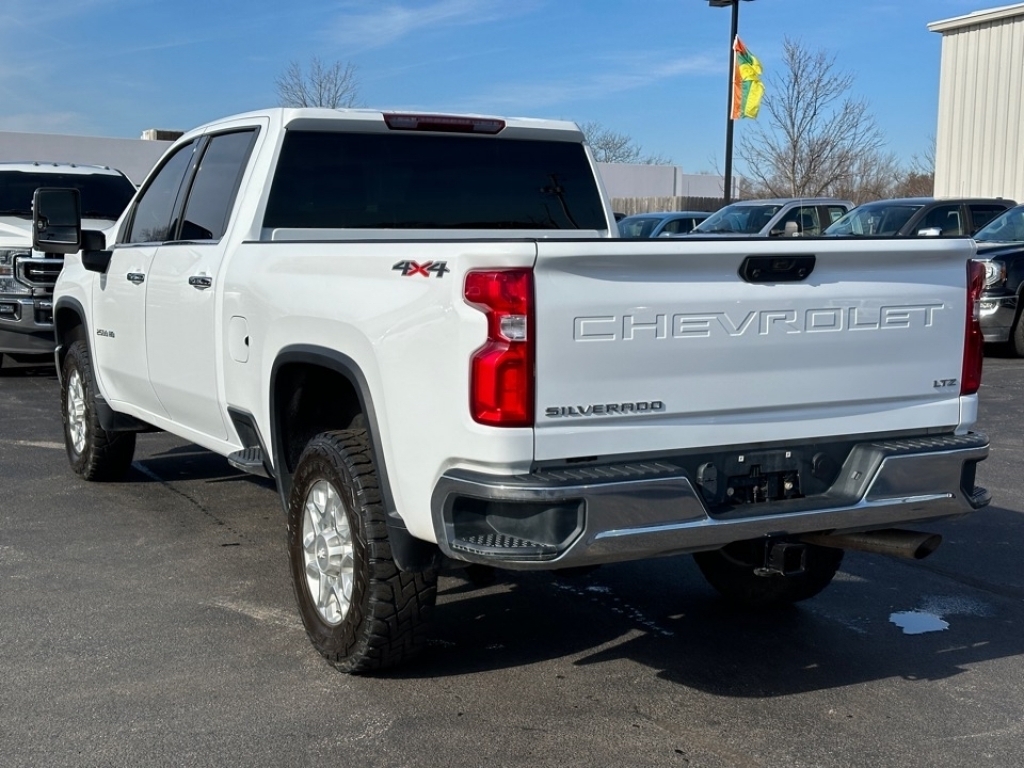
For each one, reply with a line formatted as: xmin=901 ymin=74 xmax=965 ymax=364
xmin=263 ymin=130 xmax=606 ymax=231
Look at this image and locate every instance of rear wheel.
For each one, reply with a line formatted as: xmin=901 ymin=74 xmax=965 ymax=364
xmin=693 ymin=539 xmax=843 ymax=608
xmin=287 ymin=429 xmax=437 ymax=673
xmin=61 ymin=340 xmax=136 ymax=481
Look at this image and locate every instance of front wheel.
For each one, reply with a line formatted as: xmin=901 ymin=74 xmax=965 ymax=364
xmin=287 ymin=429 xmax=437 ymax=673
xmin=61 ymin=340 xmax=136 ymax=481
xmin=693 ymin=539 xmax=843 ymax=608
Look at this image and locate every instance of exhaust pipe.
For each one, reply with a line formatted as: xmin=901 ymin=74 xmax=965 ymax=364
xmin=800 ymin=529 xmax=942 ymax=561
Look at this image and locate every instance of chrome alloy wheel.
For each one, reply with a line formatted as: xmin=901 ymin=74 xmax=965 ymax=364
xmin=66 ymin=368 xmax=88 ymax=455
xmin=301 ymin=479 xmax=356 ymax=625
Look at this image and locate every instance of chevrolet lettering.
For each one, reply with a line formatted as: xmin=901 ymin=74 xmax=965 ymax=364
xmin=573 ymin=303 xmax=946 ymax=341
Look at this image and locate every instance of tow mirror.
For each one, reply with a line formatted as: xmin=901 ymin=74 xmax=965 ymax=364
xmin=80 ymin=230 xmax=112 ymax=273
xmin=32 ymin=188 xmax=83 ymax=254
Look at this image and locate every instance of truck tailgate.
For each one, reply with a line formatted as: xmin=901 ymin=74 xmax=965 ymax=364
xmin=533 ymin=237 xmax=974 ymax=461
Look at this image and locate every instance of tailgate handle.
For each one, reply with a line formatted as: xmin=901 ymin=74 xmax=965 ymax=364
xmin=739 ymin=255 xmax=815 ymax=283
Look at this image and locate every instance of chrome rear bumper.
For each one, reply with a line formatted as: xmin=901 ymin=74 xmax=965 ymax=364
xmin=431 ymin=433 xmax=989 ymax=569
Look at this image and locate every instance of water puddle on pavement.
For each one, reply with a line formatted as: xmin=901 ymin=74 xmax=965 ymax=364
xmin=889 ymin=610 xmax=950 ymax=634
xmin=889 ymin=595 xmax=993 ymax=635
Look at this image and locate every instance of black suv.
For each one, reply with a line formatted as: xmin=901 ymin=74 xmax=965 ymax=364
xmin=824 ymin=197 xmax=1015 ymax=237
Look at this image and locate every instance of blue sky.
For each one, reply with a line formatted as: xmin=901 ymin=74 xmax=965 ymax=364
xmin=0 ymin=0 xmax=994 ymax=175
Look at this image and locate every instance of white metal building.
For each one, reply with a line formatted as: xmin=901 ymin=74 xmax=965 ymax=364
xmin=929 ymin=3 xmax=1024 ymax=201
xmin=595 ymin=163 xmax=725 ymax=199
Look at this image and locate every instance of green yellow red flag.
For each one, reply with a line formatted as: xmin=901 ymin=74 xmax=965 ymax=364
xmin=732 ymin=36 xmax=764 ymax=120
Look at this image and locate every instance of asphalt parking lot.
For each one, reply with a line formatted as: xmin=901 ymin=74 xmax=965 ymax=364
xmin=2 ymin=354 xmax=1023 ymax=768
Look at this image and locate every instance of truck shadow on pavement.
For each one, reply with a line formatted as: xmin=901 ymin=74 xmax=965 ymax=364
xmin=127 ymin=443 xmax=277 ymax=490
xmin=403 ymin=548 xmax=1024 ymax=696
xmin=79 ymin=437 xmax=1024 ymax=696
xmin=0 ymin=361 xmax=57 ymax=378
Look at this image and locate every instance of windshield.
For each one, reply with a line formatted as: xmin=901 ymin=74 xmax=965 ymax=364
xmin=692 ymin=203 xmax=782 ymax=234
xmin=825 ymin=203 xmax=925 ymax=236
xmin=974 ymin=205 xmax=1024 ymax=244
xmin=0 ymin=170 xmax=136 ymax=220
xmin=617 ymin=216 xmax=661 ymax=238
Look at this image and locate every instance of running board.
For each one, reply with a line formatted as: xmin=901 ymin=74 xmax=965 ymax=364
xmin=227 ymin=447 xmax=271 ymax=479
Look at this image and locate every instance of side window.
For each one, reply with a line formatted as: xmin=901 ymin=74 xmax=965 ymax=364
xmin=969 ymin=204 xmax=1008 ymax=233
xmin=778 ymin=206 xmax=818 ymax=235
xmin=801 ymin=207 xmax=821 ymax=235
xmin=663 ymin=219 xmax=685 ymax=234
xmin=918 ymin=204 xmax=961 ymax=235
xmin=123 ymin=141 xmax=197 ymax=244
xmin=826 ymin=206 xmax=848 ymax=224
xmin=178 ymin=130 xmax=257 ymax=241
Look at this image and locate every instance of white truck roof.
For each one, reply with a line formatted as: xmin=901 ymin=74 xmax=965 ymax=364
xmin=0 ymin=160 xmax=129 ymax=177
xmin=179 ymin=107 xmax=587 ymax=143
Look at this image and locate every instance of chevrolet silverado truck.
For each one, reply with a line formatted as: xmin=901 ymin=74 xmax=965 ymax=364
xmin=0 ymin=162 xmax=135 ymax=370
xmin=34 ymin=108 xmax=991 ymax=673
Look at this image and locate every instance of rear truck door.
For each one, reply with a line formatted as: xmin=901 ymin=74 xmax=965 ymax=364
xmin=532 ymin=237 xmax=975 ymax=462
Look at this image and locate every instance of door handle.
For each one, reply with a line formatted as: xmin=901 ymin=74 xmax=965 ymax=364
xmin=127 ymin=272 xmax=145 ymax=285
xmin=189 ymin=275 xmax=213 ymax=290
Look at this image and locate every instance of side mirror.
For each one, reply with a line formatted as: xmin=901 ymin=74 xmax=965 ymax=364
xmin=917 ymin=227 xmax=942 ymax=237
xmin=80 ymin=230 xmax=112 ymax=273
xmin=32 ymin=188 xmax=82 ymax=254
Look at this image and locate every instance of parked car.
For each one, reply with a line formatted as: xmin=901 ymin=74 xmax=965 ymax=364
xmin=823 ymin=197 xmax=1015 ymax=237
xmin=0 ymin=161 xmax=136 ymax=371
xmin=617 ymin=210 xmax=710 ymax=238
xmin=970 ymin=204 xmax=1024 ymax=355
xmin=689 ymin=198 xmax=853 ymax=237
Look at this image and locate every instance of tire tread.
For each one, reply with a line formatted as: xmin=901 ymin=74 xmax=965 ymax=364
xmin=62 ymin=341 xmax=136 ymax=481
xmin=288 ymin=429 xmax=436 ymax=674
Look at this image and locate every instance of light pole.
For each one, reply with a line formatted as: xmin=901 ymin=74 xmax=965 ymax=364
xmin=708 ymin=0 xmax=753 ymax=204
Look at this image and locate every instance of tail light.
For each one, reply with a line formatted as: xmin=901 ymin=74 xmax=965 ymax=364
xmin=464 ymin=269 xmax=534 ymax=427
xmin=961 ymin=259 xmax=985 ymax=396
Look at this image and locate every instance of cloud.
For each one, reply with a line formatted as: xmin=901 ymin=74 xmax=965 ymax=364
xmin=325 ymin=0 xmax=535 ymax=50
xmin=0 ymin=0 xmax=121 ymax=33
xmin=466 ymin=52 xmax=720 ymax=112
xmin=0 ymin=112 xmax=86 ymax=133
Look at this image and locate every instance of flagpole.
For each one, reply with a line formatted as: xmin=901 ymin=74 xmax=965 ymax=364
xmin=722 ymin=1 xmax=739 ymax=204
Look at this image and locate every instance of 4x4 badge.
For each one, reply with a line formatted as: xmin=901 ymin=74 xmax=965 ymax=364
xmin=392 ymin=260 xmax=450 ymax=278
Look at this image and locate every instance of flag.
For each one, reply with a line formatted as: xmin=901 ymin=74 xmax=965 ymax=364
xmin=732 ymin=36 xmax=764 ymax=120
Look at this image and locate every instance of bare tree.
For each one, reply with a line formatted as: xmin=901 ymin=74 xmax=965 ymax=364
xmin=890 ymin=139 xmax=936 ymax=197
xmin=579 ymin=121 xmax=671 ymax=165
xmin=276 ymin=57 xmax=361 ymax=109
xmin=737 ymin=38 xmax=889 ymax=200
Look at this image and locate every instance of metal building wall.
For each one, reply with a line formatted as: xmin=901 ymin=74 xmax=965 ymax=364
xmin=930 ymin=4 xmax=1024 ymax=202
xmin=0 ymin=132 xmax=171 ymax=186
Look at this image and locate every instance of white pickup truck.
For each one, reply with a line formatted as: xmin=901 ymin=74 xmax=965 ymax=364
xmin=34 ymin=108 xmax=991 ymax=673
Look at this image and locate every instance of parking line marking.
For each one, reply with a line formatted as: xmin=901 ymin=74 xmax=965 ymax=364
xmin=7 ymin=439 xmax=64 ymax=450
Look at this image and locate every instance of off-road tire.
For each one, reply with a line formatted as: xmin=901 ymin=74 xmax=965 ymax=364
xmin=287 ymin=429 xmax=437 ymax=674
xmin=61 ymin=340 xmax=136 ymax=481
xmin=693 ymin=539 xmax=844 ymax=608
